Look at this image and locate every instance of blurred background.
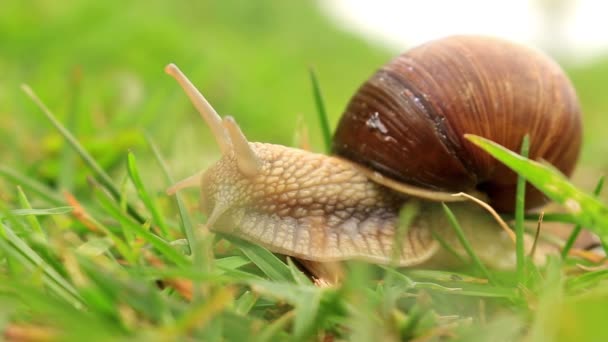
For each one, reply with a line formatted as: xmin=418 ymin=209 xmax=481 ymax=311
xmin=1 ymin=0 xmax=607 ymax=201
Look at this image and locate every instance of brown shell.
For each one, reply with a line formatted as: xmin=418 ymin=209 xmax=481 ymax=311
xmin=332 ymin=35 xmax=582 ymax=212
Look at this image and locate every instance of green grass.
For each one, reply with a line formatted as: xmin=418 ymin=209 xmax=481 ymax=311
xmin=3 ymin=1 xmax=608 ymax=341
xmin=3 ymin=75 xmax=608 ymax=342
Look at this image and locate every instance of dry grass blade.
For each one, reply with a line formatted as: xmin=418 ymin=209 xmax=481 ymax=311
xmin=4 ymin=324 xmax=57 ymax=342
xmin=529 ymin=212 xmax=544 ymax=259
xmin=452 ymin=192 xmax=515 ymax=243
xmin=146 ymin=252 xmax=193 ymax=301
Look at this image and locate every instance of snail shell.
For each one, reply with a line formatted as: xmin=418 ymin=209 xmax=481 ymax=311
xmin=333 ymin=35 xmax=582 ymax=212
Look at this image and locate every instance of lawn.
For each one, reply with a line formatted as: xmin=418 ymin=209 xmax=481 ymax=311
xmin=2 ymin=1 xmax=608 ymax=341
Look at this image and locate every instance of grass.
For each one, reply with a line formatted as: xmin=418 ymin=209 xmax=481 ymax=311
xmin=3 ymin=1 xmax=608 ymax=341
xmin=2 ymin=75 xmax=608 ymax=342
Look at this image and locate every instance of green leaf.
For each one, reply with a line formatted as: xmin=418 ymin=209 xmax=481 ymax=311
xmin=161 ymin=287 xmax=233 ymax=339
xmin=145 ymin=133 xmax=196 ymax=255
xmin=127 ymin=152 xmax=170 ymax=236
xmin=515 ymin=135 xmax=529 ymax=284
xmin=562 ymin=176 xmax=605 ymax=257
xmin=76 ymin=237 xmax=115 ymax=257
xmin=224 ymin=235 xmax=293 ymax=282
xmin=233 ymin=291 xmax=258 ymax=315
xmin=293 ymin=287 xmax=322 ymax=340
xmin=7 ymin=206 xmax=73 ymax=217
xmin=16 ymin=187 xmax=45 ymax=239
xmin=286 ymin=257 xmax=313 ymax=286
xmin=93 ymin=186 xmax=190 ymax=267
xmin=215 ymin=256 xmax=250 ymax=270
xmin=465 ymin=134 xmax=608 ymax=239
xmin=0 ymin=220 xmax=83 ymax=308
xmin=309 ymin=68 xmax=332 ymax=152
xmin=441 ymin=203 xmax=495 ymax=284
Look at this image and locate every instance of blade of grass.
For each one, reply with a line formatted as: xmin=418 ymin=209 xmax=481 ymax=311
xmin=255 ymin=310 xmax=295 ymax=342
xmin=7 ymin=207 xmax=73 ymax=217
xmin=441 ymin=203 xmax=495 ymax=284
xmin=214 ymin=255 xmax=250 ymax=270
xmin=392 ymin=200 xmax=420 ymax=264
xmin=58 ymin=68 xmax=81 ymax=191
xmin=145 ymin=133 xmax=195 ymax=254
xmin=75 ymin=255 xmax=171 ymax=324
xmin=118 ymin=176 xmax=136 ymax=246
xmin=562 ymin=176 xmax=605 ymax=257
xmin=234 ymin=291 xmax=258 ymax=315
xmin=528 ymin=212 xmax=544 ymax=260
xmin=223 ymin=235 xmax=292 ymax=282
xmin=16 ymin=187 xmax=45 ymax=239
xmin=566 ymin=268 xmax=608 ymax=293
xmin=293 ymin=288 xmax=322 ymax=340
xmin=465 ymin=134 xmax=608 ymax=236
xmin=309 ymin=68 xmax=331 ymax=152
xmin=429 ymin=229 xmax=467 ymax=265
xmin=400 ymin=304 xmax=429 ymax=340
xmin=381 ymin=267 xmax=465 ymax=293
xmin=515 ymin=135 xmax=529 ymax=284
xmin=161 ymin=287 xmax=233 ymax=338
xmin=63 ymin=188 xmax=135 ymax=263
xmin=403 ymin=269 xmax=489 ymax=284
xmin=93 ymin=185 xmax=190 ymax=267
xmin=20 ymin=85 xmax=145 ymax=224
xmin=0 ymin=236 xmax=81 ymax=308
xmin=525 ymin=212 xmax=577 ymax=223
xmin=0 ymin=277 xmax=121 ymax=339
xmin=0 ymin=166 xmax=64 ymax=206
xmin=0 ymin=218 xmax=83 ymax=308
xmin=127 ymin=152 xmax=169 ymax=236
xmin=286 ymin=257 xmax=313 ymax=285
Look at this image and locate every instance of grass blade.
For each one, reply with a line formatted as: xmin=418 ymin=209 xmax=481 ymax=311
xmin=8 ymin=207 xmax=73 ymax=217
xmin=127 ymin=152 xmax=170 ymax=236
xmin=392 ymin=200 xmax=420 ymax=264
xmin=465 ymin=134 xmax=608 ymax=238
xmin=0 ymin=166 xmax=64 ymax=206
xmin=20 ymin=85 xmax=144 ymax=224
xmin=0 ymin=220 xmax=83 ymax=308
xmin=233 ymin=291 xmax=257 ymax=315
xmin=93 ymin=186 xmax=190 ymax=267
xmin=441 ymin=203 xmax=495 ymax=283
xmin=145 ymin=133 xmax=195 ymax=254
xmin=15 ymin=187 xmax=45 ymax=239
xmin=286 ymin=257 xmax=312 ymax=285
xmin=309 ymin=68 xmax=332 ymax=152
xmin=58 ymin=68 xmax=82 ymax=191
xmin=429 ymin=229 xmax=467 ymax=265
xmin=162 ymin=287 xmax=234 ymax=338
xmin=562 ymin=176 xmax=605 ymax=257
xmin=515 ymin=135 xmax=529 ymax=283
xmin=224 ymin=235 xmax=292 ymax=282
xmin=525 ymin=212 xmax=577 ymax=223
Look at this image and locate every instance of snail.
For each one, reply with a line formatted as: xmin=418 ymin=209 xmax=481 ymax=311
xmin=166 ymin=35 xmax=582 ymax=269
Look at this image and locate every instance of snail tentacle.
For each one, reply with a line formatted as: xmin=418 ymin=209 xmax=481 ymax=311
xmin=165 ymin=63 xmax=232 ymax=155
xmin=166 ymin=171 xmax=203 ymax=195
xmin=223 ymin=116 xmax=262 ymax=177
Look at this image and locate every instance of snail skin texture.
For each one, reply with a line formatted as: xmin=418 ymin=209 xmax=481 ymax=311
xmin=166 ymin=35 xmax=581 ymax=269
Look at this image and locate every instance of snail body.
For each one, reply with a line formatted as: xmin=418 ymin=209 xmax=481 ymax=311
xmin=165 ymin=35 xmax=581 ymax=268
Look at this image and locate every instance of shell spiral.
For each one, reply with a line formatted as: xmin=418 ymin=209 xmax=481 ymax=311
xmin=332 ymin=35 xmax=582 ymax=212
